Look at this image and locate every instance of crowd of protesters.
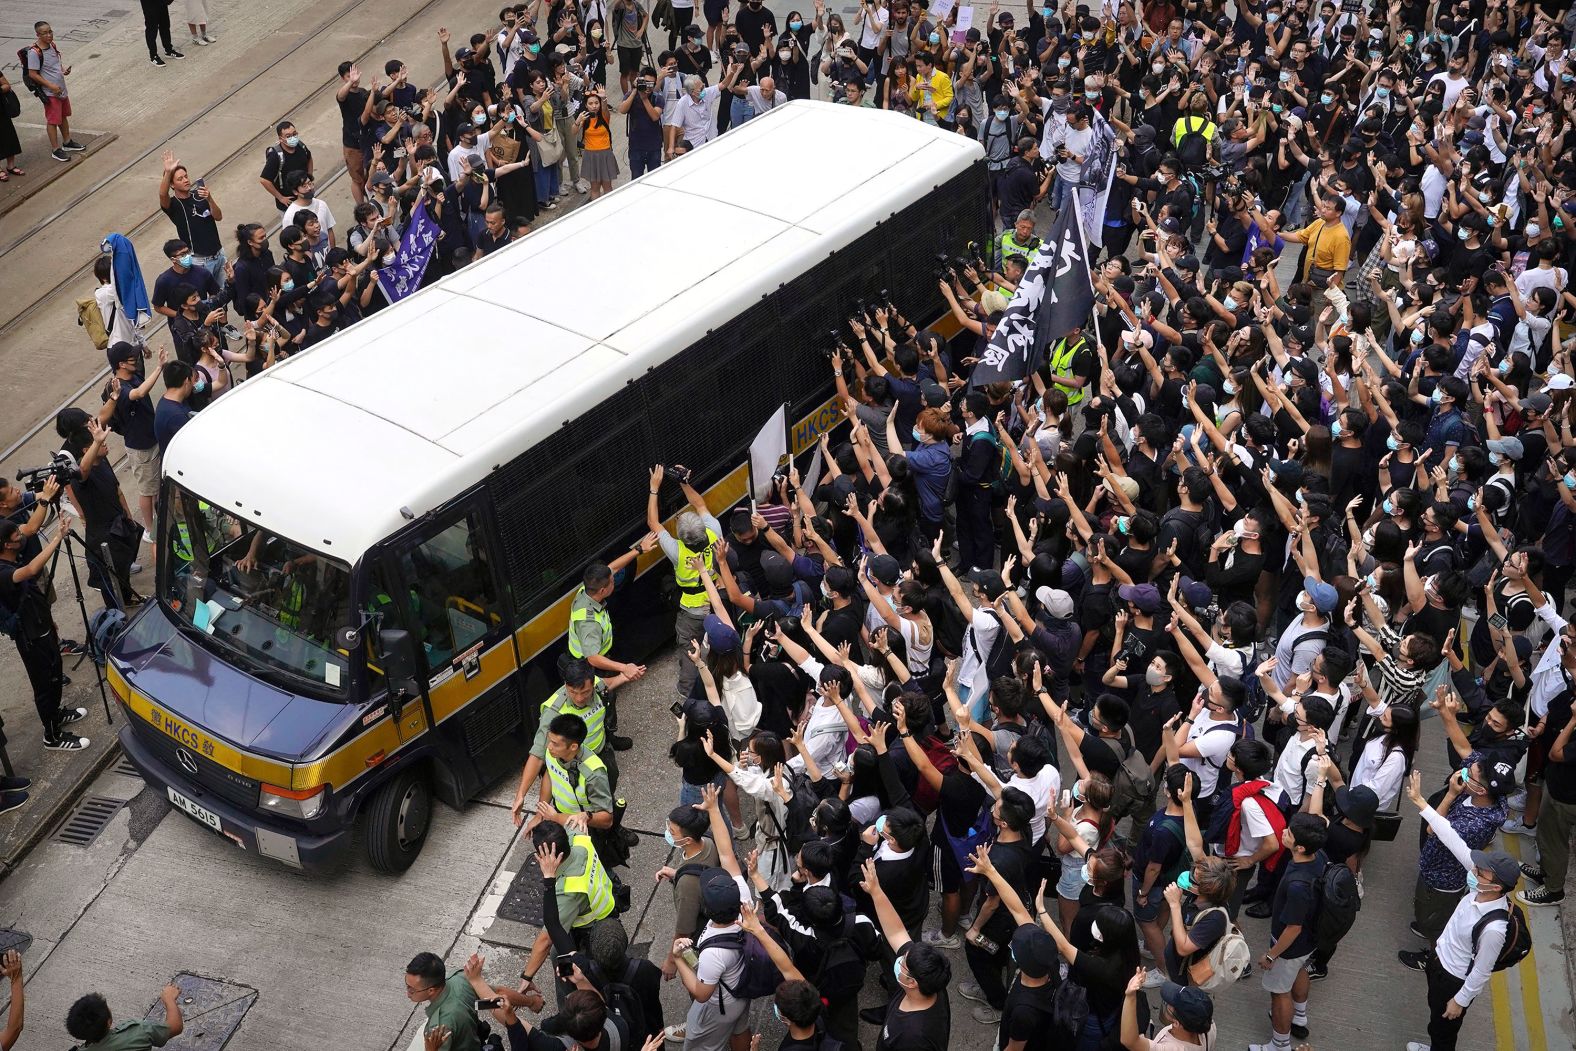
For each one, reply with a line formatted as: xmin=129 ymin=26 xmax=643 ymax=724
xmin=8 ymin=1 xmax=1576 ymax=1051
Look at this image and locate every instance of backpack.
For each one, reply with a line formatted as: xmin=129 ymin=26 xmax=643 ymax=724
xmin=1471 ymin=904 xmax=1532 ymax=973
xmin=808 ymin=913 xmax=868 ymax=1000
xmin=0 ymin=599 xmax=19 ymax=642
xmin=1159 ymin=505 xmax=1214 ymax=576
xmin=601 ymin=980 xmax=647 ymax=1048
xmin=1149 ymin=815 xmax=1192 ymax=886
xmin=993 ymin=718 xmax=1055 ymax=780
xmin=17 ymin=46 xmax=48 ymax=102
xmin=1309 ymin=862 xmax=1361 ymax=953
xmin=1107 ymin=731 xmax=1157 ymax=823
xmin=77 ymin=296 xmax=111 ymax=350
xmin=86 ymin=607 xmax=128 ymax=667
xmin=765 ymin=767 xmax=820 ymax=854
xmin=1186 ymin=907 xmax=1252 ymax=991
xmin=1175 ymin=116 xmax=1210 ymax=169
xmin=966 ymin=430 xmax=1014 ymax=495
xmin=969 ymin=610 xmax=1016 ymax=685
xmin=1242 ymin=630 xmax=1328 ymax=724
xmin=699 ymin=926 xmax=788 ymax=1006
xmin=1051 ymin=976 xmax=1090 ymax=1037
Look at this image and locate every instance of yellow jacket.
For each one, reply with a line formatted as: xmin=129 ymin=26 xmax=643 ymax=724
xmin=909 ymin=71 xmax=954 ymax=118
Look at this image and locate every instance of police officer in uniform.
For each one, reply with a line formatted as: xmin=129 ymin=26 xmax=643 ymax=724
xmin=569 ymin=535 xmax=657 ymax=752
xmin=511 ymin=657 xmax=635 ymax=825
xmin=1043 ymin=322 xmax=1095 ymax=413
xmin=523 ymin=820 xmax=622 ymax=989
xmin=646 ymin=464 xmax=724 ymax=699
xmin=994 ymin=209 xmax=1041 ymax=270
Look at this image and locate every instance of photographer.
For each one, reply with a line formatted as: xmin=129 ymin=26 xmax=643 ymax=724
xmin=619 ymin=68 xmax=665 ymax=178
xmin=55 ymin=410 xmax=143 ymax=609
xmin=0 ymin=501 xmax=90 ymax=751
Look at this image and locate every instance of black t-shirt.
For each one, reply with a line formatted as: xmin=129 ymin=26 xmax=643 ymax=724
xmin=733 ymin=5 xmax=779 ymax=52
xmin=876 ymin=983 xmax=949 ymax=1051
xmin=115 ymin=379 xmax=159 ymax=452
xmin=261 ymin=144 xmax=313 ymax=208
xmin=1164 ymin=902 xmax=1227 ymax=981
xmin=153 ymin=265 xmax=218 ymax=316
xmin=1403 ymin=603 xmax=1461 ymax=650
xmin=1070 ymin=947 xmax=1132 ymax=1021
xmin=0 ymin=560 xmax=53 ymax=640
xmin=818 ymin=604 xmax=863 ymax=652
xmin=998 ymin=970 xmax=1059 ymax=1051
xmin=1272 ymin=853 xmax=1327 ymax=959
xmin=1135 ymin=812 xmax=1187 ymax=878
xmin=980 ymin=839 xmax=1038 ymax=936
xmin=1323 ymin=820 xmax=1368 ymax=867
xmin=933 ymin=767 xmax=991 ymax=840
xmin=1129 ymin=688 xmax=1178 ymax=761
xmin=1204 ymin=212 xmax=1249 ymax=269
xmin=162 ymin=193 xmax=222 ymax=257
xmin=339 ymin=89 xmax=369 ymax=148
xmin=69 ymin=458 xmax=126 ymax=542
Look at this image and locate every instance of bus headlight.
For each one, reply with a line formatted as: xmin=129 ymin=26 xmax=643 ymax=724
xmin=260 ymin=783 xmax=326 ymax=821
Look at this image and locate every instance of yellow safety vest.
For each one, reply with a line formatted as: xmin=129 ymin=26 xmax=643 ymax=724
xmin=1047 ymin=335 xmax=1090 ymax=406
xmin=673 ymin=529 xmax=719 ymax=610
xmin=996 ymin=230 xmax=1041 ymax=267
xmin=561 ymin=835 xmax=616 ymax=927
xmin=546 ymin=751 xmax=608 ymax=815
xmin=541 ymin=685 xmax=607 ymax=756
xmin=567 ymin=586 xmax=613 ymax=658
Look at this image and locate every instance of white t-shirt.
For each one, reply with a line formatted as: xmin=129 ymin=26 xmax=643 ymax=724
xmin=1232 ymin=793 xmax=1277 ymax=858
xmin=720 ymin=671 xmax=762 ymax=741
xmin=1517 ymin=265 xmax=1568 ymax=299
xmin=695 ymin=921 xmax=746 ymax=1002
xmin=446 ymin=135 xmax=492 ymax=184
xmin=1270 ymin=734 xmax=1320 ymax=808
xmin=1353 ymin=736 xmax=1408 ymax=810
xmin=858 ymin=6 xmax=890 ymax=50
xmin=1429 ymin=71 xmax=1469 ymax=109
xmin=280 ymin=198 xmax=336 ymax=252
xmin=1009 ymin=765 xmax=1062 ymax=844
xmin=957 ymin=607 xmax=1001 ymax=695
xmin=1056 ymin=123 xmax=1096 ymax=183
xmin=1182 ymin=714 xmax=1238 ymax=797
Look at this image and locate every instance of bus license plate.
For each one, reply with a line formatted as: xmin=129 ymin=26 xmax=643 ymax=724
xmin=167 ymin=787 xmax=223 ymax=832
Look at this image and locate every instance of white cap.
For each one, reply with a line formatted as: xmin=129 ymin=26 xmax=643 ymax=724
xmin=1035 ymin=586 xmax=1075 ymax=619
xmin=1544 ymin=373 xmax=1575 ymax=393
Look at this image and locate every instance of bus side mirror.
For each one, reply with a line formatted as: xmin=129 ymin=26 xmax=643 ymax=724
xmin=378 ymin=628 xmax=419 ymax=707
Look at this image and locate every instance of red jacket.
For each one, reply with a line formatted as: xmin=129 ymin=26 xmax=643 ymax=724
xmin=1224 ymin=779 xmax=1288 ymax=873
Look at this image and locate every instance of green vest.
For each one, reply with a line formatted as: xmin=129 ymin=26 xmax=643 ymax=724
xmin=546 ymin=751 xmax=608 ymax=815
xmin=996 ymin=230 xmax=1041 ymax=266
xmin=673 ymin=528 xmax=719 ymax=610
xmin=1047 ymin=334 xmax=1090 ymax=406
xmin=567 ymin=586 xmax=613 ymax=658
xmin=541 ymin=685 xmax=607 ymax=756
xmin=561 ymin=835 xmax=616 ymax=926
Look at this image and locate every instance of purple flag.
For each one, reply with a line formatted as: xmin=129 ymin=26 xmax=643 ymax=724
xmin=375 ymin=201 xmax=440 ymax=304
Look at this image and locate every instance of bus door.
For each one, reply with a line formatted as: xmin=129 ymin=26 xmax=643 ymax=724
xmin=387 ymin=493 xmax=523 ymax=797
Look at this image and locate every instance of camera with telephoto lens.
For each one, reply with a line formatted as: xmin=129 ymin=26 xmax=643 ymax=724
xmin=933 ymin=253 xmax=956 ymax=282
xmin=15 ymin=453 xmax=79 ymax=495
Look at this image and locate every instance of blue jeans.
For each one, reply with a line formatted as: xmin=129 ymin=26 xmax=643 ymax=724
xmin=629 ymin=147 xmax=662 ymax=179
xmin=730 ymin=96 xmax=754 ymax=128
xmin=1050 ymin=175 xmax=1073 ymax=214
xmin=534 ymin=163 xmax=561 ymax=201
xmin=679 ymin=776 xmax=725 ymax=806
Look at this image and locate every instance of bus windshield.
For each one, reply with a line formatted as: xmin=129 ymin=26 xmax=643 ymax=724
xmin=159 ymin=483 xmax=353 ymax=697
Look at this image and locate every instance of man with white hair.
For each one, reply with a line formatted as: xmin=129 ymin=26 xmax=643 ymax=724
xmin=646 ymin=464 xmax=723 ymax=698
xmin=664 ymin=67 xmax=741 ymax=159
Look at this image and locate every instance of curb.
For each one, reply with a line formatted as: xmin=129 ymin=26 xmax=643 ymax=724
xmin=0 ymin=133 xmax=118 ymax=221
xmin=0 ymin=739 xmax=123 ymax=878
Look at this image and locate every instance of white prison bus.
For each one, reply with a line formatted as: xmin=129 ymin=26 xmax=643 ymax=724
xmin=107 ymin=101 xmax=988 ymax=872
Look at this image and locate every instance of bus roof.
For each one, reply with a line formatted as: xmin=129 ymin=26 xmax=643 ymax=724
xmin=163 ymin=102 xmax=984 ymax=562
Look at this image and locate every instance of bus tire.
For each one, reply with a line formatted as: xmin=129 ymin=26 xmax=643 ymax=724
xmin=364 ymin=767 xmax=432 ymax=873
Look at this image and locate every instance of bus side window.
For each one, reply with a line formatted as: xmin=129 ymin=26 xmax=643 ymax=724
xmin=398 ymin=511 xmax=500 ymax=669
xmin=361 ymin=563 xmax=409 ymax=692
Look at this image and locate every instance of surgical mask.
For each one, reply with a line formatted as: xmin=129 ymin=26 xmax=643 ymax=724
xmin=1382 ymin=497 xmax=1395 ymax=515
xmin=591 ymin=27 xmax=603 ymax=39
xmin=664 ymin=829 xmax=678 ymax=847
xmin=1449 ymin=455 xmax=1460 ymax=474
xmin=1330 ymin=419 xmax=1343 ymax=438
xmin=789 ymin=19 xmax=803 ymax=30
xmin=892 ymin=956 xmax=906 ymax=985
xmin=1146 ymin=667 xmax=1165 ymax=687
xmin=1409 ymin=328 xmax=1424 ymax=346
xmin=912 ymin=426 xmax=926 ymax=443
xmin=473 ymin=111 xmax=486 ymax=124
xmin=285 ymin=134 xmax=301 ymax=147
xmin=995 ymin=109 xmax=1009 ymax=121
xmin=193 ymin=375 xmax=207 ymax=394
xmin=1222 ymin=295 xmax=1239 ymax=312
xmin=1399 ymin=37 xmax=1411 ymax=50
xmin=1152 ymin=63 xmax=1166 ymax=74
xmin=1465 ymin=869 xmax=1480 ymax=893
xmin=1564 ymin=472 xmax=1576 ymax=490
xmin=1497 ymin=359 xmax=1510 ymax=376
xmin=1042 ymin=6 xmax=1053 ymax=16
xmin=1116 ymin=515 xmax=1131 ymax=536
xmin=1431 ymin=388 xmax=1444 ymax=405
xmin=1488 ymin=451 xmax=1503 ymax=466
xmin=1279 ymin=699 xmax=1297 ymax=716
xmin=1478 ymin=191 xmax=1492 ymax=204
xmin=1320 ymin=93 xmax=1333 ymax=106
xmin=280 ymin=279 xmax=295 ymax=293
xmin=931 ymin=33 xmax=942 ymax=45
xmin=528 ymin=42 xmax=541 ymax=54
xmin=1222 ymin=380 xmax=1237 ymax=395
xmin=1267 ymin=12 xmax=1279 ymax=23
xmin=780 ymin=48 xmax=793 ymax=59
xmin=1458 ymin=227 xmax=1470 ymax=241
xmin=1386 ymin=436 xmax=1400 ymax=453
xmin=772 ymin=1005 xmax=782 ymax=1023
xmin=1527 ymin=224 xmax=1542 ymax=238
xmin=1080 ymin=862 xmax=1093 ymax=884
xmin=1364 ymin=572 xmax=1379 ymax=590
xmin=1085 ymin=90 xmax=1099 ymax=100
xmin=1059 ymin=57 xmax=1071 ymax=69
xmin=1279 ymin=72 xmax=1291 ymax=84
xmin=1072 ymin=781 xmax=1085 ymax=802
xmin=178 ymin=253 xmax=194 ymax=267
xmin=1177 ymin=871 xmax=1194 ymax=892
xmin=1271 ymin=103 xmax=1283 ymax=114
xmin=1467 ymin=495 xmax=1477 ymax=512
xmin=1234 ymin=519 xmax=1250 ymax=539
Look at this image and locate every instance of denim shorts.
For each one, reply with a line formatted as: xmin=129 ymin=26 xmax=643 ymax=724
xmin=1130 ymin=873 xmax=1164 ymax=922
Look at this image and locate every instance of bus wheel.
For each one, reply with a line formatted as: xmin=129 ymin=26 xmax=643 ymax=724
xmin=365 ymin=767 xmax=431 ymax=873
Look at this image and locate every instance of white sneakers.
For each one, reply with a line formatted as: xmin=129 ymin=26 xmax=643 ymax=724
xmin=920 ymin=927 xmax=960 ymax=949
xmin=1142 ymin=968 xmax=1167 ymax=989
xmin=1501 ymin=816 xmax=1536 ymax=837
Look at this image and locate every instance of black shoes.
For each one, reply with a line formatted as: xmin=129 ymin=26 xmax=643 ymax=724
xmin=165 ymin=49 xmax=185 ymax=59
xmin=610 ymin=734 xmax=634 ymax=752
xmin=1244 ymin=900 xmax=1273 ymax=919
xmin=0 ymin=791 xmax=29 ymax=816
xmin=1397 ymin=950 xmax=1429 ymax=971
xmin=151 ymin=54 xmax=167 ymax=66
xmin=1306 ymin=960 xmax=1328 ymax=982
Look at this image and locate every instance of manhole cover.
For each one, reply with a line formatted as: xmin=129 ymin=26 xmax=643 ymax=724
xmin=142 ymin=974 xmax=256 ymax=1051
xmin=0 ymin=930 xmax=32 ymax=956
xmin=495 ymin=852 xmax=545 ymax=926
xmin=51 ymin=796 xmax=125 ymax=847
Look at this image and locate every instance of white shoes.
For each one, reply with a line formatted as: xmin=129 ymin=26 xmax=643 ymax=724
xmin=1406 ymin=1043 xmax=1432 ymax=1051
xmin=1501 ymin=817 xmax=1537 ymax=837
xmin=1506 ymin=789 xmax=1527 ymax=811
xmin=575 ymin=178 xmax=590 ymax=193
xmin=1355 ymin=871 xmax=1365 ymax=899
xmin=190 ymin=35 xmax=207 ymax=47
xmin=1142 ymin=968 xmax=1167 ymax=989
xmin=921 ymin=927 xmax=960 ymax=949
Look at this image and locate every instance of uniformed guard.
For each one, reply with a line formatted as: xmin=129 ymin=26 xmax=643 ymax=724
xmin=568 ymin=534 xmax=656 ymax=752
xmin=994 ymin=210 xmax=1042 ymax=270
xmin=1044 ymin=324 xmax=1093 ymax=408
xmin=521 ymin=822 xmax=624 ymax=989
xmin=65 ymin=984 xmax=185 ymax=1050
xmin=645 ymin=464 xmax=724 ymax=699
xmin=511 ymin=657 xmax=636 ymax=828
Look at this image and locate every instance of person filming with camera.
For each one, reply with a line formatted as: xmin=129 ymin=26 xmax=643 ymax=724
xmin=55 ymin=409 xmax=144 ymax=609
xmin=0 ymin=486 xmax=91 ymax=753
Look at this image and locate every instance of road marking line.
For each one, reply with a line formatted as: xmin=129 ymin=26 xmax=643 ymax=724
xmin=1500 ymin=833 xmax=1548 ymax=1050
xmin=1491 ymin=969 xmax=1515 ymax=1051
xmin=465 ymin=868 xmax=515 ymax=937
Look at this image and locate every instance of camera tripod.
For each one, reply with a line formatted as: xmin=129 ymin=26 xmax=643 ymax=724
xmin=42 ymin=520 xmax=119 ymax=729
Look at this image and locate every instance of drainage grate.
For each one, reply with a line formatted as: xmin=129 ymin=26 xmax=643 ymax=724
xmin=112 ymin=756 xmax=143 ymax=779
xmin=51 ymin=796 xmax=125 ymax=847
xmin=496 ymin=852 xmax=545 ymax=926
